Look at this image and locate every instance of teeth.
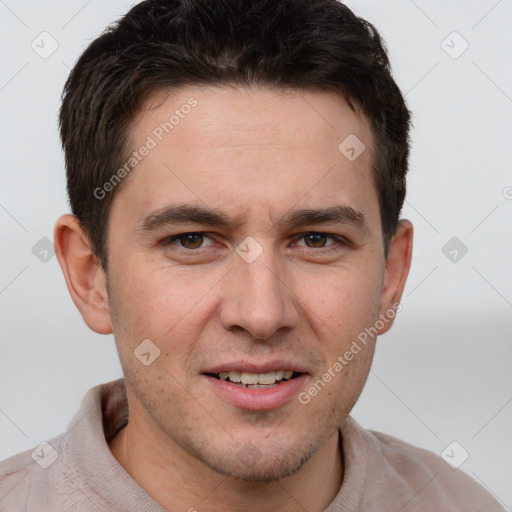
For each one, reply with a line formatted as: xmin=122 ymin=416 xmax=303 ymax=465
xmin=218 ymin=370 xmax=295 ymax=385
xmin=257 ymin=372 xmax=276 ymax=385
xmin=227 ymin=371 xmax=241 ymax=383
xmin=240 ymin=372 xmax=258 ymax=385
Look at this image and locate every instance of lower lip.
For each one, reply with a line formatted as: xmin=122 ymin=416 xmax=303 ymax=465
xmin=203 ymin=374 xmax=308 ymax=411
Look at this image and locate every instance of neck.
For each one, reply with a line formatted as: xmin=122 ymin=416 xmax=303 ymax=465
xmin=109 ymin=395 xmax=343 ymax=512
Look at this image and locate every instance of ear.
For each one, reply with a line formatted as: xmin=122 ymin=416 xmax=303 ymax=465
xmin=54 ymin=214 xmax=113 ymax=334
xmin=378 ymin=219 xmax=413 ymax=335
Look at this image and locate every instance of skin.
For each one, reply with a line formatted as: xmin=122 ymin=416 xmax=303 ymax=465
xmin=54 ymin=85 xmax=413 ymax=512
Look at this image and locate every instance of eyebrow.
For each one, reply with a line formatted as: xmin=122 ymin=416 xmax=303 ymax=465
xmin=138 ymin=204 xmax=368 ymax=234
xmin=139 ymin=204 xmax=242 ymax=233
xmin=275 ymin=205 xmax=367 ymax=233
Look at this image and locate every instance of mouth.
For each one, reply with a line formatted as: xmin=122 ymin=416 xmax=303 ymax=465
xmin=204 ymin=370 xmax=303 ymax=389
xmin=202 ymin=365 xmax=309 ymax=411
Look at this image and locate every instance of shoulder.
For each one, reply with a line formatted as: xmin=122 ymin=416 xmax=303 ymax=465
xmin=0 ymin=381 xmax=121 ymax=511
xmin=343 ymin=418 xmax=504 ymax=511
xmin=0 ymin=442 xmax=54 ymax=511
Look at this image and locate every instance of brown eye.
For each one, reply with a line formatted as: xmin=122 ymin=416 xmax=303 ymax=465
xmin=178 ymin=233 xmax=204 ymax=249
xmin=161 ymin=232 xmax=216 ymax=254
xmin=303 ymin=233 xmax=328 ymax=248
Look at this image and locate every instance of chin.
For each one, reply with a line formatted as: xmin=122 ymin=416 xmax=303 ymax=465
xmin=202 ymin=448 xmax=314 ymax=483
xmin=185 ymin=426 xmax=333 ymax=484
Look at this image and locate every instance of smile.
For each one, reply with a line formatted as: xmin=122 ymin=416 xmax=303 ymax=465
xmin=206 ymin=370 xmax=300 ymax=388
xmin=203 ymin=369 xmax=308 ymax=411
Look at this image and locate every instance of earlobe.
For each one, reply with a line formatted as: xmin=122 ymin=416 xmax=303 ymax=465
xmin=378 ymin=219 xmax=413 ymax=335
xmin=54 ymin=214 xmax=113 ymax=335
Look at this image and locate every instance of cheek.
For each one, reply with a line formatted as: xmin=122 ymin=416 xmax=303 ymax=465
xmin=296 ymin=263 xmax=382 ymax=334
xmin=109 ymin=258 xmax=223 ymax=351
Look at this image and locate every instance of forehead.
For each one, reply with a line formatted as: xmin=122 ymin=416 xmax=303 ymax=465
xmin=113 ymin=84 xmax=379 ymax=232
xmin=135 ymin=84 xmax=372 ymax=150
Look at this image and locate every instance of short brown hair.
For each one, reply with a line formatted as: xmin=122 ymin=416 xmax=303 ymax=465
xmin=59 ymin=0 xmax=411 ymax=271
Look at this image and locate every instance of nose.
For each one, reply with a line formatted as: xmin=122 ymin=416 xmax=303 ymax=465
xmin=219 ymin=243 xmax=300 ymax=340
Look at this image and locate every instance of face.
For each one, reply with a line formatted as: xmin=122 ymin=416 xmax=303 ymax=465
xmin=105 ymin=85 xmax=389 ymax=481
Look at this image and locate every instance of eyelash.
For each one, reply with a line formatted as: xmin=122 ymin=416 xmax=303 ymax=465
xmin=161 ymin=231 xmax=349 ymax=255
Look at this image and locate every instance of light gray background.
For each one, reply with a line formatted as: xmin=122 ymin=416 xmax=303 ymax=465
xmin=1 ymin=0 xmax=511 ymax=508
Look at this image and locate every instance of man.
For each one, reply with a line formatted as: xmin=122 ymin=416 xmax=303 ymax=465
xmin=0 ymin=0 xmax=503 ymax=510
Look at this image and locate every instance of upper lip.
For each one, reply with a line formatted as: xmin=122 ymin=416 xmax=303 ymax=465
xmin=203 ymin=360 xmax=309 ymax=375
